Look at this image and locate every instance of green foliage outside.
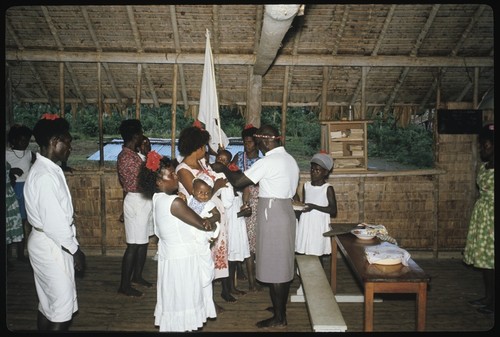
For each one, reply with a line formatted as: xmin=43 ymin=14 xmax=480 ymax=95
xmin=367 ymin=115 xmax=434 ymax=168
xmin=11 ymin=103 xmax=433 ymax=170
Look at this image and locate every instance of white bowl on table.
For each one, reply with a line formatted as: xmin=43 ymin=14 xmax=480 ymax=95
xmin=350 ymin=228 xmax=376 ymax=240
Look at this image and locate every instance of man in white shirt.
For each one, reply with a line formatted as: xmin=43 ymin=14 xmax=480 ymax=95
xmin=211 ymin=124 xmax=300 ymax=328
xmin=24 ymin=114 xmax=85 ymax=331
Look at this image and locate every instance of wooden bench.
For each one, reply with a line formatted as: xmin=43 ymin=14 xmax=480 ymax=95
xmin=294 ymin=254 xmax=347 ymax=332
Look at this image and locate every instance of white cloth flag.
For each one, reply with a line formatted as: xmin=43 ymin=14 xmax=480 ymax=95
xmin=198 ymin=29 xmax=229 ymax=152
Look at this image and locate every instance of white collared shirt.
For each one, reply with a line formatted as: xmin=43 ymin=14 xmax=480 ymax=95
xmin=24 ymin=153 xmax=79 ymax=254
xmin=244 ymin=146 xmax=299 ymax=199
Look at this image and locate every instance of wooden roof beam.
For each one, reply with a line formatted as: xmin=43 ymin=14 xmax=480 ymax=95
xmin=349 ymin=5 xmax=395 ymax=106
xmin=383 ymin=4 xmax=440 ymax=114
xmin=42 ymin=6 xmax=87 ymax=106
xmin=169 ymin=5 xmax=189 ymax=110
xmin=127 ymin=6 xmax=159 ymax=108
xmin=418 ymin=4 xmax=487 ymax=112
xmin=7 ymin=50 xmax=492 ymax=68
xmin=5 ymin=20 xmax=52 ymax=105
xmin=81 ymin=6 xmax=120 ymax=109
xmin=253 ymin=4 xmax=301 ymax=76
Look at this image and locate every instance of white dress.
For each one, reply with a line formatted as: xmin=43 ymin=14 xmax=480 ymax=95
xmin=295 ymin=181 xmax=332 ymax=256
xmin=152 ymin=193 xmax=216 ymax=332
xmin=219 ymin=186 xmax=250 ymax=262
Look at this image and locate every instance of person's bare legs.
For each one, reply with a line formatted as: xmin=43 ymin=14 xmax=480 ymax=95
xmin=256 ymin=281 xmax=290 ymax=328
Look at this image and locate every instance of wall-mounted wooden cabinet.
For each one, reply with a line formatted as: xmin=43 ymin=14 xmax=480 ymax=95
xmin=321 ymin=121 xmax=370 ymax=171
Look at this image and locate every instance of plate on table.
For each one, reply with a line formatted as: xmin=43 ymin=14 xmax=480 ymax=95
xmin=373 ymin=258 xmax=402 ymax=265
xmin=292 ymin=203 xmax=306 ymax=211
xmin=351 ymin=228 xmax=376 ymax=240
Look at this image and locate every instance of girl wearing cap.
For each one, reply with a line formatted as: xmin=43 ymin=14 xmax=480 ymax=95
xmin=463 ymin=123 xmax=494 ymax=315
xmin=295 ymin=152 xmax=338 ymax=263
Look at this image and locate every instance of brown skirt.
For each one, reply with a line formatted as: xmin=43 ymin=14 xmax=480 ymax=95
xmin=255 ymin=197 xmax=296 ymax=283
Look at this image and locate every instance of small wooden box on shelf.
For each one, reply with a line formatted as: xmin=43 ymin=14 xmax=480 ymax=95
xmin=320 ymin=120 xmax=371 ymax=172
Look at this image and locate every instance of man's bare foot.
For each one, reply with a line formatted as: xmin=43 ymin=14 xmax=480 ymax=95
xmin=221 ymin=292 xmax=237 ymax=302
xmin=118 ymin=287 xmax=143 ymax=297
xmin=256 ymin=316 xmax=287 ymax=328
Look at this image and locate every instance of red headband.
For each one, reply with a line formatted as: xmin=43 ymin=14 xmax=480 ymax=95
xmin=41 ymin=113 xmax=60 ymax=120
xmin=253 ymin=134 xmax=281 ymax=140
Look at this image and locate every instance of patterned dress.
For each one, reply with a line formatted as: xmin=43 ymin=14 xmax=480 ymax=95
xmin=463 ymin=163 xmax=494 ymax=269
xmin=6 ymin=162 xmax=23 ymax=244
xmin=235 ymin=151 xmax=260 ymax=254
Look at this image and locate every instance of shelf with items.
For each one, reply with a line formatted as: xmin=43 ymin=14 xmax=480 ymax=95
xmin=320 ymin=120 xmax=371 ymax=172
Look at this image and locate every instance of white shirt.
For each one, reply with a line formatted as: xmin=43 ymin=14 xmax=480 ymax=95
xmin=5 ymin=148 xmax=33 ymax=182
xmin=24 ymin=153 xmax=79 ymax=254
xmin=244 ymin=146 xmax=300 ymax=199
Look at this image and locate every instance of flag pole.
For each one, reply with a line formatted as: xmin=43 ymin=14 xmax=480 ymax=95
xmin=207 ymin=29 xmax=223 ymax=149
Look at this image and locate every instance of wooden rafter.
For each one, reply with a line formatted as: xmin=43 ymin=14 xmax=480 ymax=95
xmin=169 ymin=5 xmax=189 ymax=110
xmin=383 ymin=4 xmax=440 ymax=114
xmin=81 ymin=6 xmax=117 ymax=108
xmin=349 ymin=5 xmax=396 ymax=106
xmin=6 ymin=20 xmax=51 ymax=104
xmin=42 ymin=6 xmax=86 ymax=106
xmin=127 ymin=6 xmax=159 ymax=108
xmin=418 ymin=4 xmax=487 ymax=112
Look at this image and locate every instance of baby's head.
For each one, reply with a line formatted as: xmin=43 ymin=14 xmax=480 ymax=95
xmin=216 ymin=149 xmax=232 ymax=166
xmin=192 ymin=173 xmax=214 ymax=203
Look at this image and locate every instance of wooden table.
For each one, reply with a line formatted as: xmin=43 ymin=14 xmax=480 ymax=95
xmin=329 ymin=232 xmax=430 ymax=332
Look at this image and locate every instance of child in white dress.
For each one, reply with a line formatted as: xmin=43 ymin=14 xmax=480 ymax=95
xmin=215 ymin=149 xmax=250 ymax=300
xmin=187 ymin=173 xmax=221 ymax=243
xmin=295 ymin=152 xmax=337 ymax=266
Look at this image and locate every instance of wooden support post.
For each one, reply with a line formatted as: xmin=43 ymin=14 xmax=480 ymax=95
xmin=136 ymin=63 xmax=142 ymax=119
xmin=171 ymin=64 xmax=178 ymax=159
xmin=59 ymin=62 xmax=65 ymax=117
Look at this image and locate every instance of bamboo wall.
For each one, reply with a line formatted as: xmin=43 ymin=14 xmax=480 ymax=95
xmin=67 ymin=160 xmax=474 ymax=257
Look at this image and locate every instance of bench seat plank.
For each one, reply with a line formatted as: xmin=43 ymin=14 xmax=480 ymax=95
xmin=296 ymin=255 xmax=347 ymax=332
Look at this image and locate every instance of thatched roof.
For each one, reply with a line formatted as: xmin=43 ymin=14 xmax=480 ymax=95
xmin=4 ymin=4 xmax=494 ymax=118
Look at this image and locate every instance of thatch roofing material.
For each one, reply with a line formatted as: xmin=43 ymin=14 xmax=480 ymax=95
xmin=5 ymin=4 xmax=494 ymax=115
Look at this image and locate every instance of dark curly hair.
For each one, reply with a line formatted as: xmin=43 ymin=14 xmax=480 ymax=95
xmin=32 ymin=118 xmax=70 ymax=148
xmin=241 ymin=126 xmax=258 ymax=139
xmin=7 ymin=124 xmax=32 ymax=146
xmin=139 ymin=156 xmax=176 ymax=198
xmin=177 ymin=126 xmax=210 ymax=157
xmin=119 ymin=119 xmax=143 ymax=143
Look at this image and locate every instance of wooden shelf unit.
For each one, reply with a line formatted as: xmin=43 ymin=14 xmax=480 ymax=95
xmin=321 ymin=121 xmax=371 ymax=171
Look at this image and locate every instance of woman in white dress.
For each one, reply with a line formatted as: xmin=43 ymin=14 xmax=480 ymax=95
xmin=139 ymin=151 xmax=218 ymax=332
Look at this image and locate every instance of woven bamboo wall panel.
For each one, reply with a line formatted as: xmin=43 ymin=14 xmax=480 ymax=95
xmin=65 ymin=163 xmax=473 ymax=253
xmin=437 ymin=133 xmax=475 ymax=248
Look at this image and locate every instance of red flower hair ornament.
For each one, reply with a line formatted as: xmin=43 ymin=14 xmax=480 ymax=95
xmin=244 ymin=124 xmax=255 ymax=130
xmin=193 ymin=120 xmax=204 ymax=130
xmin=41 ymin=113 xmax=60 ymax=120
xmin=228 ymin=163 xmax=240 ymax=172
xmin=146 ymin=151 xmax=163 ymax=172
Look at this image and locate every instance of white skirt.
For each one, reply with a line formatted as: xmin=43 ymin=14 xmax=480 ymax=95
xmin=124 ymin=192 xmax=153 ymax=244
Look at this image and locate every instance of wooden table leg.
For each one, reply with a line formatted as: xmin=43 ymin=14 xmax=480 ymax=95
xmin=416 ymin=282 xmax=427 ymax=331
xmin=364 ymin=283 xmax=374 ymax=332
xmin=330 ymin=237 xmax=338 ymax=293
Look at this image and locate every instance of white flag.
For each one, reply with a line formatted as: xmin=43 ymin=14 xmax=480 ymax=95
xmin=198 ymin=29 xmax=229 ymax=152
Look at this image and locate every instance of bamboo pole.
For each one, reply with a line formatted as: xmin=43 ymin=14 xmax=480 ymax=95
xmin=59 ymin=62 xmax=65 ymax=117
xmin=171 ymin=64 xmax=178 ymax=159
xmin=136 ymin=63 xmax=142 ymax=119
